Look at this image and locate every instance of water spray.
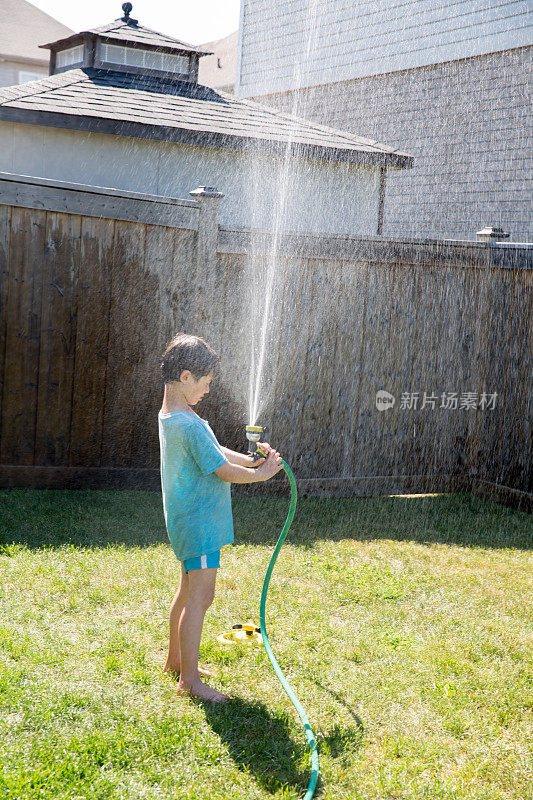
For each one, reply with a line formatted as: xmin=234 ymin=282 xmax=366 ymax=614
xmin=245 ymin=424 xmax=320 ymax=800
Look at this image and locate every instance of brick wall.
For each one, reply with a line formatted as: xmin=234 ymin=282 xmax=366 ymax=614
xmin=251 ymin=47 xmax=532 ymax=242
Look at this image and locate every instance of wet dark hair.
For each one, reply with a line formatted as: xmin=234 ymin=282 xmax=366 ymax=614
xmin=161 ymin=333 xmax=219 ymax=383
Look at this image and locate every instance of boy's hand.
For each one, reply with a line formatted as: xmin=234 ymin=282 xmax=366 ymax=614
xmin=247 ymin=441 xmax=271 ymax=467
xmin=256 ymin=447 xmax=283 ymax=480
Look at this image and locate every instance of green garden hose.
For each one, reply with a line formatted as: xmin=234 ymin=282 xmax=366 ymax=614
xmin=259 ymin=460 xmax=320 ymax=800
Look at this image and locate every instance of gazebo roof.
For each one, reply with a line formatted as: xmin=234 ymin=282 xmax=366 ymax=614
xmin=40 ymin=19 xmax=211 ymax=57
xmin=0 ymin=68 xmax=413 ymax=168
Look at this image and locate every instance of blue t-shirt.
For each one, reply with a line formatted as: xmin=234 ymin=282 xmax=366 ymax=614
xmin=158 ymin=409 xmax=233 ymax=561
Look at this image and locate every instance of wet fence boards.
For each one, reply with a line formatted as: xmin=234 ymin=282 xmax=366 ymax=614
xmin=69 ymin=216 xmax=114 ymax=468
xmin=0 ymin=174 xmax=531 ymax=509
xmin=1 ymin=207 xmax=46 ymax=466
xmin=35 ymin=212 xmax=81 ymax=466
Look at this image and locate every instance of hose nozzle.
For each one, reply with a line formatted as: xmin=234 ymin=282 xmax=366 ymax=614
xmin=246 ymin=424 xmax=266 ymax=461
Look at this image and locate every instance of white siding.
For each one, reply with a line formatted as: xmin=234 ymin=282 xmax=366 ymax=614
xmin=0 ymin=59 xmax=48 ymax=88
xmin=236 ymin=0 xmax=533 ymax=96
xmin=0 ymin=121 xmax=381 ymax=235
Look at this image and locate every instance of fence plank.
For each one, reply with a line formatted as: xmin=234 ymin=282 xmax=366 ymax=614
xmin=270 ymin=251 xmax=310 ymax=459
xmin=521 ymin=274 xmax=533 ymax=493
xmin=430 ymin=266 xmax=457 ymax=475
xmin=368 ymin=261 xmax=399 ymax=477
xmin=349 ymin=260 xmax=382 ymax=478
xmin=170 ymin=229 xmax=202 ymax=336
xmin=502 ymin=271 xmax=531 ymax=489
xmin=102 ymin=220 xmax=147 ymax=468
xmin=70 ymin=216 xmax=114 ymax=467
xmin=202 ymin=251 xmax=245 ymax=451
xmin=455 ymin=267 xmax=482 ymax=473
xmin=489 ymin=270 xmax=532 ymax=488
xmin=131 ymin=224 xmax=176 ymax=468
xmin=0 ymin=205 xmax=11 ymax=427
xmin=297 ymin=259 xmax=339 ymax=478
xmin=35 ymin=212 xmax=81 ymax=465
xmin=281 ymin=257 xmax=315 ymax=470
xmin=384 ymin=262 xmax=417 ymax=480
xmin=326 ymin=260 xmax=367 ymax=478
xmin=465 ymin=265 xmax=491 ymax=478
xmin=415 ymin=262 xmax=453 ymax=476
xmin=471 ymin=269 xmax=510 ymax=486
xmin=0 ymin=207 xmax=45 ymax=465
xmin=400 ymin=262 xmax=459 ymax=479
xmin=455 ymin=264 xmax=485 ymax=480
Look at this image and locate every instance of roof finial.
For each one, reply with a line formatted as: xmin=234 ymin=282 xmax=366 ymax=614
xmin=121 ymin=3 xmax=138 ymax=24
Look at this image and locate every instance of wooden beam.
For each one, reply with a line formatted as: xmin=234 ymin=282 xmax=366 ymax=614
xmin=217 ymin=226 xmax=533 ymax=269
xmin=0 ymin=173 xmax=199 ymax=230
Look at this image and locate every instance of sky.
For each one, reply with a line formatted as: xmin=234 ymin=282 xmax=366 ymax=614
xmin=28 ymin=0 xmax=241 ymax=45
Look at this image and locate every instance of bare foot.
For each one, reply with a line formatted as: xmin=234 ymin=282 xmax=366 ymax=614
xmin=163 ymin=663 xmax=218 ymax=679
xmin=176 ymin=678 xmax=230 ymax=703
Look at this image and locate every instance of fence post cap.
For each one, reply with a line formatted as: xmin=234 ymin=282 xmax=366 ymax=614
xmin=190 ymin=186 xmax=225 ymax=200
xmin=476 ymin=226 xmax=510 ymax=241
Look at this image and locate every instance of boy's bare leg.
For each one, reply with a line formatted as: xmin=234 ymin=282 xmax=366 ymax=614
xmin=176 ymin=567 xmax=229 ymax=702
xmin=163 ymin=564 xmax=217 ymax=679
xmin=163 ymin=563 xmax=188 ymax=676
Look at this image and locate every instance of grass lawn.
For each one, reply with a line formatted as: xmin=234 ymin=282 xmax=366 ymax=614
xmin=0 ymin=489 xmax=532 ymax=800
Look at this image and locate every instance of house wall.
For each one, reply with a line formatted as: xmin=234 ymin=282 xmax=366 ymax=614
xmin=249 ymin=47 xmax=533 ymax=242
xmin=0 ymin=59 xmax=48 ymax=88
xmin=0 ymin=121 xmax=381 ymax=235
xmin=236 ymin=0 xmax=532 ymax=96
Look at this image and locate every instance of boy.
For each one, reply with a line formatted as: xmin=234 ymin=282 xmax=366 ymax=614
xmin=158 ymin=333 xmax=283 ymax=703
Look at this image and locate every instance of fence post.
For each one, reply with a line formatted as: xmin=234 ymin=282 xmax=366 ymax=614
xmin=189 ymin=186 xmax=224 ymax=330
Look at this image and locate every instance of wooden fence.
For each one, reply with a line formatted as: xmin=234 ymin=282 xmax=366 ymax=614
xmin=0 ymin=172 xmax=531 ymax=510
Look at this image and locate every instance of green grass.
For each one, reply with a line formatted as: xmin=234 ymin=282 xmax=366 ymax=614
xmin=0 ymin=489 xmax=532 ymax=799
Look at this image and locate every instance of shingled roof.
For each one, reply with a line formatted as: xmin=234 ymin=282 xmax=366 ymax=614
xmin=40 ymin=20 xmax=211 ymax=56
xmin=0 ymin=68 xmax=413 ymax=168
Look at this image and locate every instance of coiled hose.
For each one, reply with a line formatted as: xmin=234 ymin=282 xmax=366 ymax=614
xmin=259 ymin=460 xmax=320 ymax=800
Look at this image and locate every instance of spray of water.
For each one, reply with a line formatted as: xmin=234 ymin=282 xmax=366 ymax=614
xmin=247 ymin=0 xmax=321 ymax=427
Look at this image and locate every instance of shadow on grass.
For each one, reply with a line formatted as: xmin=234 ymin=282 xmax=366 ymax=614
xmin=198 ymin=691 xmax=364 ymax=796
xmin=313 ymin=680 xmax=364 ymax=734
xmin=312 ymin=680 xmax=365 ymax=766
xmin=199 ymin=695 xmax=328 ymax=797
xmin=0 ymin=489 xmax=531 ymax=552
xmin=234 ymin=492 xmax=533 ymax=552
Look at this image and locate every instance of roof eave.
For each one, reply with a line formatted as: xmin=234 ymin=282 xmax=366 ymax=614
xmin=39 ymin=32 xmax=212 ymax=57
xmin=0 ymin=106 xmax=414 ymax=169
xmin=39 ymin=33 xmax=86 ymax=51
xmin=0 ymin=53 xmax=49 ymax=66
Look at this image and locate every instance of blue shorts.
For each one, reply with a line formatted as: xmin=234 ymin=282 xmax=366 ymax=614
xmin=182 ymin=550 xmax=220 ymax=573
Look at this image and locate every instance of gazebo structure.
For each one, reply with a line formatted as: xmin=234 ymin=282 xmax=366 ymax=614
xmin=0 ymin=4 xmax=412 ymax=235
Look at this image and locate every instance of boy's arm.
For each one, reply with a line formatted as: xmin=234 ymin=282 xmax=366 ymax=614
xmin=215 ymin=461 xmax=265 ymax=483
xmin=220 ymin=441 xmax=274 ymax=467
xmin=215 ymin=448 xmax=283 ymax=484
xmin=219 ymin=446 xmax=256 ymax=468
